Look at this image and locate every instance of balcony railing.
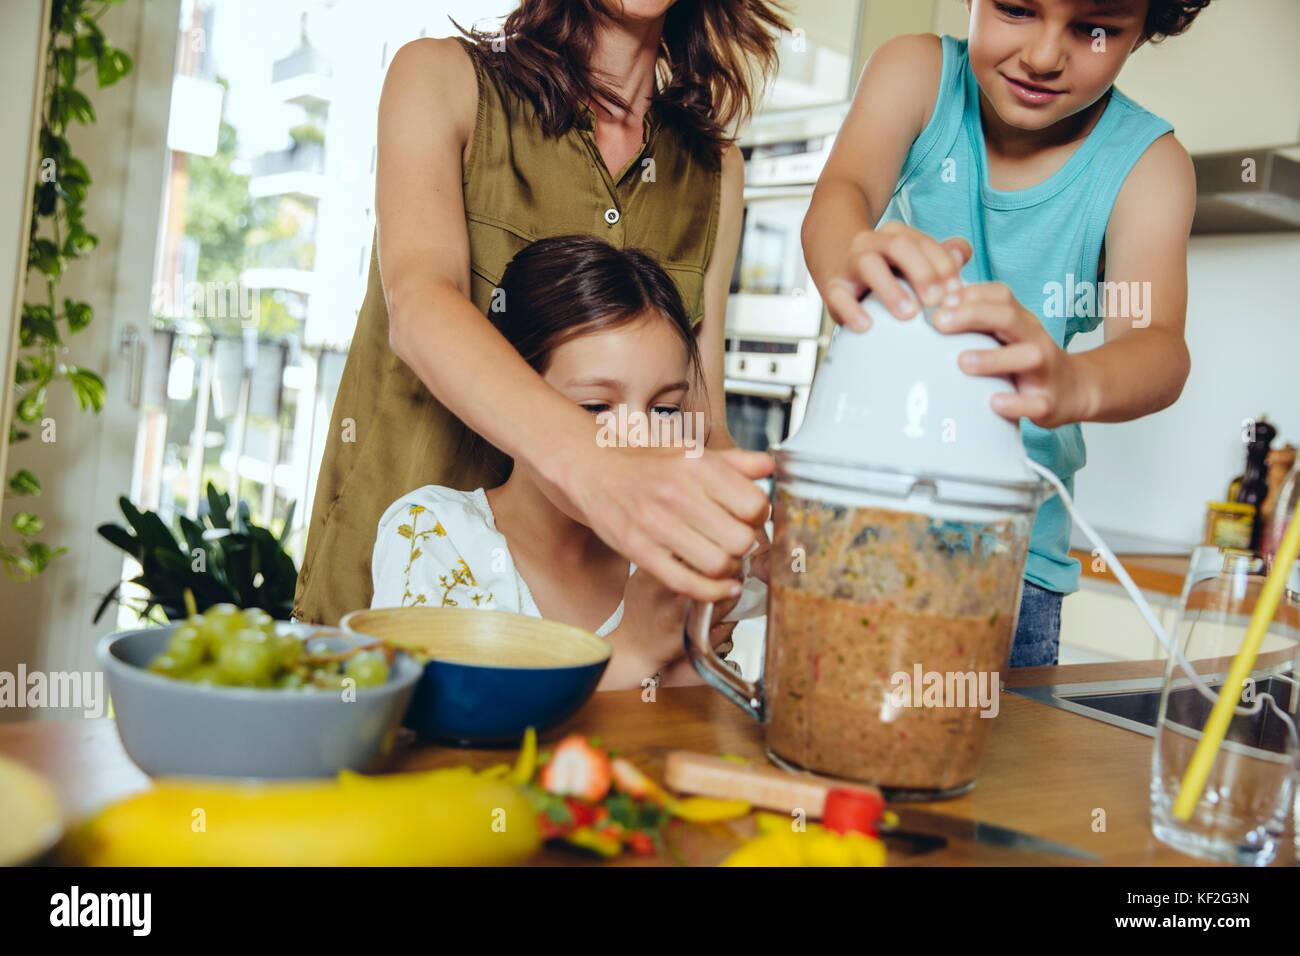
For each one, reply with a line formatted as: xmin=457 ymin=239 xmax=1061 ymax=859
xmin=139 ymin=326 xmax=350 ymax=559
xmin=252 ymin=142 xmax=325 ymax=178
xmin=272 ymin=46 xmax=332 ymax=84
xmin=270 ymin=46 xmax=334 ymax=109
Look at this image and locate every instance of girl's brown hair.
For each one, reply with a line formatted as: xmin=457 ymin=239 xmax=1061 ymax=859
xmin=492 ymin=234 xmax=704 ymax=388
xmin=457 ymin=234 xmax=707 ymax=483
xmin=455 ymin=0 xmax=790 ymax=160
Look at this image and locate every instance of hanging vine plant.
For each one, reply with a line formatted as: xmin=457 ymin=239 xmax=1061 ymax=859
xmin=3 ymin=0 xmax=133 ymax=581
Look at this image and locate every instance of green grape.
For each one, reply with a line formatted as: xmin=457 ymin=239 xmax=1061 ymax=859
xmin=232 ymin=627 xmax=269 ymax=647
xmin=147 ymin=653 xmax=182 ymax=676
xmin=241 ymin=608 xmax=272 ymax=631
xmin=274 ymin=671 xmax=305 ymax=690
xmin=166 ymin=625 xmax=206 ymax=670
xmin=186 ymin=663 xmax=226 ymax=685
xmin=345 ymin=651 xmax=389 ymax=688
xmin=312 ymin=668 xmax=346 ymax=690
xmin=194 ymin=611 xmax=235 ymax=655
xmin=268 ymin=630 xmax=302 ymax=669
xmin=216 ymin=639 xmax=275 ymax=686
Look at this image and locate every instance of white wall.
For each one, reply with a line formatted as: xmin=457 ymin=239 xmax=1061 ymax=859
xmin=1068 ymin=234 xmax=1300 ymax=550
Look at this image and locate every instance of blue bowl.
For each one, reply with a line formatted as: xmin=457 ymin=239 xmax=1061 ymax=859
xmin=341 ymin=607 xmax=611 ymax=746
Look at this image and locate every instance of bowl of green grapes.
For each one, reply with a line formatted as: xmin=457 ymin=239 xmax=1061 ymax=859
xmin=97 ymin=605 xmax=422 ymax=779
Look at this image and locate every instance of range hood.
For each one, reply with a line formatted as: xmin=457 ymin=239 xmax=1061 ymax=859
xmin=1191 ymin=146 xmax=1300 ymax=233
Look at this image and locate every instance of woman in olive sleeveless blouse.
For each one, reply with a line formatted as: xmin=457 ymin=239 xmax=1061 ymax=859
xmin=296 ymin=2 xmax=788 ymax=624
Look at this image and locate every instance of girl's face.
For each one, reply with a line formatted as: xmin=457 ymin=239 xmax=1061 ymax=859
xmin=543 ymin=312 xmax=691 ymax=436
xmin=967 ymin=0 xmax=1148 ymax=133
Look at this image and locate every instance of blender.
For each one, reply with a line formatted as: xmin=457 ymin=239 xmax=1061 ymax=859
xmin=685 ymin=287 xmax=1048 ymax=799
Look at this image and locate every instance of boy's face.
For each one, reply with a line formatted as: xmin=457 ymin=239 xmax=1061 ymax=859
xmin=967 ymin=0 xmax=1148 ymax=132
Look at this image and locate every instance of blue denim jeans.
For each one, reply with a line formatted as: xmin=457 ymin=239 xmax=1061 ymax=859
xmin=1008 ymin=580 xmax=1063 ymax=668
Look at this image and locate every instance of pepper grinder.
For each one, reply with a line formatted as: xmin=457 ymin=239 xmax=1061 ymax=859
xmin=1233 ymin=417 xmax=1276 ymax=551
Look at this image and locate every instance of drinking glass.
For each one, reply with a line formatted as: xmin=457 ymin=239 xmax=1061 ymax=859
xmin=1150 ymin=547 xmax=1300 ymax=865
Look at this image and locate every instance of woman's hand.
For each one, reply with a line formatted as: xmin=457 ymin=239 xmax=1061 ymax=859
xmin=597 ymin=565 xmax=740 ymax=691
xmin=540 ymin=441 xmax=773 ymax=604
xmin=823 ymin=222 xmax=972 ymax=332
xmin=937 ymin=282 xmax=1093 ymax=429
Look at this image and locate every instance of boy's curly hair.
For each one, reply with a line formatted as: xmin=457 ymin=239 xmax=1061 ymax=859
xmin=1145 ymin=0 xmax=1214 ymax=41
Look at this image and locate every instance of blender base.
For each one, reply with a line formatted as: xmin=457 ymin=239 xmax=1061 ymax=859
xmin=765 ymin=747 xmax=977 ymax=802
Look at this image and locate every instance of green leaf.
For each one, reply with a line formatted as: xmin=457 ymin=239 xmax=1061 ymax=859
xmin=63 ymin=298 xmax=93 ymax=332
xmin=15 ymin=389 xmax=46 ymax=424
xmin=205 ymin=483 xmax=231 ymax=529
xmin=116 ymin=497 xmax=181 ymax=558
xmin=11 ymin=540 xmax=65 ymax=580
xmin=97 ymin=47 xmax=132 ymax=88
xmin=62 ymin=87 xmax=95 ymax=125
xmin=176 ymin=514 xmax=206 ymax=555
xmin=8 ymin=470 xmax=40 ymax=496
xmin=91 ymin=584 xmax=121 ymax=625
xmin=20 ymin=303 xmax=59 ymax=346
xmin=13 ymin=512 xmax=44 ymax=537
xmin=97 ymin=522 xmax=140 ymax=558
xmin=64 ymin=365 xmax=106 ymax=411
xmin=54 ymin=47 xmax=76 ymax=86
xmin=28 ymin=238 xmax=63 ymax=279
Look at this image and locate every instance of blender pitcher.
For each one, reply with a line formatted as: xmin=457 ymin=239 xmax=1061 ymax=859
xmin=685 ymin=288 xmax=1048 ymax=800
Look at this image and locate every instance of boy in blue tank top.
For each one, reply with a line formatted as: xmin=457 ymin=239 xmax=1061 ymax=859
xmin=803 ymin=0 xmax=1211 ymax=666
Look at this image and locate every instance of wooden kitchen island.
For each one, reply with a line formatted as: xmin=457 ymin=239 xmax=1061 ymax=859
xmin=2 ymin=658 xmax=1295 ymax=866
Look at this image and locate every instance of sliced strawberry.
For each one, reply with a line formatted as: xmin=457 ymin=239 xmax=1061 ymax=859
xmin=537 ymin=813 xmax=571 ymax=841
xmin=626 ymin=831 xmax=657 ymax=856
xmin=539 ymin=735 xmax=612 ymax=802
xmin=611 ymin=756 xmax=667 ymax=802
xmin=566 ymin=798 xmax=598 ymax=828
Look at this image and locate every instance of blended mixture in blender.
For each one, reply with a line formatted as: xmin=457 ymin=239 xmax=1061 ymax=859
xmin=766 ymin=487 xmax=1031 ymax=793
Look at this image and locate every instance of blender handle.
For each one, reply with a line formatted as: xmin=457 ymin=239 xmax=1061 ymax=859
xmin=683 ymin=598 xmax=765 ymax=722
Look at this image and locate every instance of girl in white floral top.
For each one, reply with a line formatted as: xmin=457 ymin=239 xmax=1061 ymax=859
xmin=370 ymin=236 xmax=766 ymax=690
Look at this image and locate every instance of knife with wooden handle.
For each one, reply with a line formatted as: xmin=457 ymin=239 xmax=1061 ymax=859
xmin=664 ymin=751 xmax=1100 ymax=862
xmin=664 ymin=751 xmax=882 ymax=816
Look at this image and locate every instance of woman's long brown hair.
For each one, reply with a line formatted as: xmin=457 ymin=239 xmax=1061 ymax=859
xmin=455 ymin=0 xmax=790 ymax=160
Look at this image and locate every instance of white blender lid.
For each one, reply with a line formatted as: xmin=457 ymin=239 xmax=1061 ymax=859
xmin=782 ymin=285 xmax=1039 ymax=487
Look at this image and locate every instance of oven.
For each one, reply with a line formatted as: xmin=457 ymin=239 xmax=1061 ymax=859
xmin=724 ymin=337 xmax=816 ymax=454
xmin=724 ymin=133 xmax=836 ymax=454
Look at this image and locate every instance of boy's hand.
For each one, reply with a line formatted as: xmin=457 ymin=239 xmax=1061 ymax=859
xmin=936 ymin=282 xmax=1093 ymax=429
xmin=825 ymin=222 xmax=973 ymax=331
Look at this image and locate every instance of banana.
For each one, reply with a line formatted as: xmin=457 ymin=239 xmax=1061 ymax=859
xmin=72 ymin=767 xmax=540 ymax=866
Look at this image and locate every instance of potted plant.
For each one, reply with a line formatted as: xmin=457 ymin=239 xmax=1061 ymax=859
xmin=94 ymin=482 xmax=297 ymax=623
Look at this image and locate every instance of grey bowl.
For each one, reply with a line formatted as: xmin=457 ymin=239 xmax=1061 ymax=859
xmin=97 ymin=623 xmax=421 ymax=780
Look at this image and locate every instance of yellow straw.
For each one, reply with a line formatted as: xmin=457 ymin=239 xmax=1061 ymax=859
xmin=1173 ymin=508 xmax=1300 ymax=820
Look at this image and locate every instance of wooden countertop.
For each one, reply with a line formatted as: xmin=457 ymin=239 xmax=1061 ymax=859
xmin=5 ymin=657 xmax=1294 ymax=867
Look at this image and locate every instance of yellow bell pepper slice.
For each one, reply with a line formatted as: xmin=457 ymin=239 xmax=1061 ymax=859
xmin=668 ymin=796 xmax=751 ymax=822
xmin=564 ymin=826 xmax=622 ymax=858
xmin=511 ymin=726 xmax=537 ymax=785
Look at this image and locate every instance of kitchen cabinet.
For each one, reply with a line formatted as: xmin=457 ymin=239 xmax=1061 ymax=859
xmin=1059 ymin=577 xmax=1177 ymax=664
